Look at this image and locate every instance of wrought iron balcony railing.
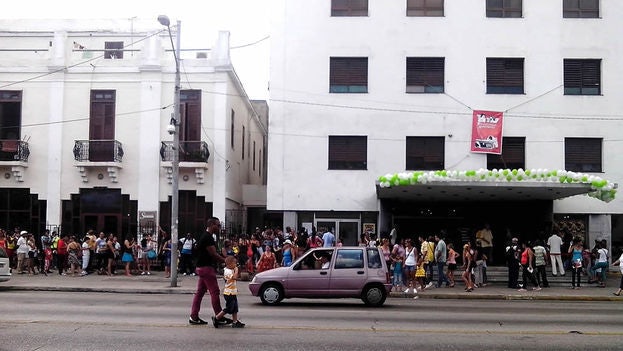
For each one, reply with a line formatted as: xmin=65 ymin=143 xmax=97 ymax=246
xmin=160 ymin=141 xmax=210 ymax=163
xmin=0 ymin=140 xmax=30 ymax=162
xmin=73 ymin=140 xmax=124 ymax=162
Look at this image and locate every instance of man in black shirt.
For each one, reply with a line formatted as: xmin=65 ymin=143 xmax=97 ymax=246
xmin=189 ymin=217 xmax=232 ymax=327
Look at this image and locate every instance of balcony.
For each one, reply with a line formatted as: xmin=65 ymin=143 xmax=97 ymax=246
xmin=160 ymin=141 xmax=210 ymax=184
xmin=73 ymin=140 xmax=124 ymax=183
xmin=0 ymin=140 xmax=30 ymax=182
xmin=0 ymin=140 xmax=30 ymax=162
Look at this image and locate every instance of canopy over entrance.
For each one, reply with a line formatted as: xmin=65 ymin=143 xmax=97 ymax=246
xmin=376 ymin=181 xmax=595 ymax=202
xmin=376 ymin=169 xmax=617 ymax=203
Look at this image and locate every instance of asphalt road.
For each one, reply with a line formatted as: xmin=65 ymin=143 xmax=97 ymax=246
xmin=1 ymin=291 xmax=622 ymax=351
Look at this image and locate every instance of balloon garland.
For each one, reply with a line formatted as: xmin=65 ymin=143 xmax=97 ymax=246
xmin=377 ymin=169 xmax=617 ymax=203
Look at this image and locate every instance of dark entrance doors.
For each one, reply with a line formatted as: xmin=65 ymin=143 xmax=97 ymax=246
xmin=80 ymin=188 xmax=122 ymax=235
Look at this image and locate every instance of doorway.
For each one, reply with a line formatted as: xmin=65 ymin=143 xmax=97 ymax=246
xmin=315 ymin=219 xmax=360 ymax=246
xmin=83 ymin=214 xmax=121 ymax=235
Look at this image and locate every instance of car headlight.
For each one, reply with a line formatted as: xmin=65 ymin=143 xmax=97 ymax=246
xmin=250 ymin=276 xmax=256 ymax=284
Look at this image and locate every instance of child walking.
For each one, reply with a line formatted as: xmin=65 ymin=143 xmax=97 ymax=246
xmin=213 ymin=256 xmax=245 ymax=328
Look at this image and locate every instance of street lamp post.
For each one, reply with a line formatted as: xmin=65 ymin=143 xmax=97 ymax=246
xmin=158 ymin=15 xmax=181 ymax=287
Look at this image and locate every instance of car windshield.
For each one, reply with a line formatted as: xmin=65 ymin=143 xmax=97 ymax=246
xmin=0 ymin=247 xmax=7 ymax=258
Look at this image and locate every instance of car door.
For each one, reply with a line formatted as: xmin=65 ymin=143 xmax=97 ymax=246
xmin=328 ymin=248 xmax=368 ymax=297
xmin=285 ymin=248 xmax=333 ymax=297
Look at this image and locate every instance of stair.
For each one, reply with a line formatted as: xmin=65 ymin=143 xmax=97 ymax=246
xmin=431 ymin=265 xmax=620 ymax=287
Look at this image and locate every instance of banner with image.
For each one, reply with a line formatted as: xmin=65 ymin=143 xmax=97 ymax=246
xmin=470 ymin=110 xmax=504 ymax=155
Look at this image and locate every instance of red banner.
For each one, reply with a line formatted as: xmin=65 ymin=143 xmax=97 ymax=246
xmin=470 ymin=110 xmax=504 ymax=154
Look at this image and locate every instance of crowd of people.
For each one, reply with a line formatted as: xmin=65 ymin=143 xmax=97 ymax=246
xmin=0 ymin=227 xmax=174 ymax=278
xmin=1 ymin=222 xmax=621 ymax=299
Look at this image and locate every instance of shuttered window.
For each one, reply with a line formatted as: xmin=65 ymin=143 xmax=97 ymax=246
xmin=406 ymin=57 xmax=444 ymax=93
xmin=406 ymin=0 xmax=444 ymax=17
xmin=329 ymin=136 xmax=367 ymax=170
xmin=104 ymin=41 xmax=123 ymax=59
xmin=0 ymin=91 xmax=21 ymax=140
xmin=486 ymin=0 xmax=522 ymax=18
xmin=331 ymin=0 xmax=368 ymax=16
xmin=486 ymin=58 xmax=524 ymax=94
xmin=406 ymin=137 xmax=444 ymax=171
xmin=330 ymin=57 xmax=368 ymax=93
xmin=563 ymin=0 xmax=599 ymax=18
xmin=487 ymin=137 xmax=525 ymax=170
xmin=180 ymin=90 xmax=201 ymax=142
xmin=565 ymin=138 xmax=602 ymax=172
xmin=564 ymin=59 xmax=601 ymax=95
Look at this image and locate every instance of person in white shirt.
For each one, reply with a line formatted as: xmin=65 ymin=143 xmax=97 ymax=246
xmin=322 ymin=229 xmax=336 ymax=247
xmin=589 ymin=240 xmax=609 ymax=287
xmin=16 ymin=231 xmax=29 ymax=274
xmin=612 ymin=252 xmax=623 ymax=296
xmin=547 ymin=231 xmax=565 ymax=276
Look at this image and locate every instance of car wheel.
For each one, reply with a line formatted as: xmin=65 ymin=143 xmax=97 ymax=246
xmin=259 ymin=283 xmax=283 ymax=305
xmin=362 ymin=285 xmax=387 ymax=307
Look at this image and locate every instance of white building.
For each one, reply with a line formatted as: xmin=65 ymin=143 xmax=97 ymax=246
xmin=0 ymin=19 xmax=267 ymax=240
xmin=268 ymin=0 xmax=622 ymax=259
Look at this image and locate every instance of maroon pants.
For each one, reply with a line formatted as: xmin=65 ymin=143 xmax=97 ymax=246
xmin=190 ymin=266 xmax=223 ymax=319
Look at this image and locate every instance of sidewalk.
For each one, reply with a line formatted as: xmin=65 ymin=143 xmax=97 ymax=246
xmin=1 ymin=271 xmax=621 ymax=302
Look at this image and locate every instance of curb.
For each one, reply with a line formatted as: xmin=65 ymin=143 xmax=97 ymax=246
xmin=0 ymin=285 xmax=195 ymax=295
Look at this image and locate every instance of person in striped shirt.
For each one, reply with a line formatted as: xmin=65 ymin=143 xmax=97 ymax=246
xmin=213 ymin=255 xmax=245 ymax=328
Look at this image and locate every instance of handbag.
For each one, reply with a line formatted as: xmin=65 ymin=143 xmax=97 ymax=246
xmin=146 ymin=250 xmax=157 ymax=260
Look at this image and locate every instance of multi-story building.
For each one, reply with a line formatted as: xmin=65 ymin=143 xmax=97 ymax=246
xmin=268 ymin=0 xmax=622 ymax=259
xmin=0 ymin=19 xmax=267 ymax=241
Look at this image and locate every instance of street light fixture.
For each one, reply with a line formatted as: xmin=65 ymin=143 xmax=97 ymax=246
xmin=158 ymin=15 xmax=181 ymax=287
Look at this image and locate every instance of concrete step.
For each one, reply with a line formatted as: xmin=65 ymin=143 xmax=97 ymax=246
xmin=423 ymin=265 xmax=620 ymax=287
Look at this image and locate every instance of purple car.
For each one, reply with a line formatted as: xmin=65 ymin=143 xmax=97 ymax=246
xmin=249 ymin=246 xmax=392 ymax=307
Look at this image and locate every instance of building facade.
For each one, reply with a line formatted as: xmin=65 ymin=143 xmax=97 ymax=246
xmin=0 ymin=19 xmax=267 ymax=242
xmin=268 ymin=1 xmax=622 ymax=259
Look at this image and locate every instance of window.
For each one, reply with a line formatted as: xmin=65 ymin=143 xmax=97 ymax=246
xmin=89 ymin=90 xmax=116 ymax=162
xmin=104 ymin=41 xmax=123 ymax=59
xmin=564 ymin=59 xmax=601 ymax=95
xmin=563 ymin=0 xmax=599 ymax=18
xmin=366 ymin=248 xmax=383 ymax=268
xmin=487 ymin=137 xmax=525 ymax=170
xmin=406 ymin=57 xmax=444 ymax=93
xmin=253 ymin=141 xmax=256 ymax=171
xmin=406 ymin=0 xmax=444 ymax=16
xmin=486 ymin=0 xmax=522 ymax=18
xmin=335 ymin=249 xmax=364 ymax=269
xmin=0 ymin=91 xmax=22 ymax=140
xmin=241 ymin=126 xmax=245 ymax=160
xmin=406 ymin=137 xmax=444 ymax=170
xmin=328 ymin=136 xmax=367 ymax=170
xmin=330 ymin=57 xmax=368 ymax=93
xmin=331 ymin=0 xmax=368 ymax=16
xmin=486 ymin=58 xmax=524 ymax=94
xmin=565 ymin=138 xmax=602 ymax=172
xmin=230 ymin=110 xmax=235 ymax=149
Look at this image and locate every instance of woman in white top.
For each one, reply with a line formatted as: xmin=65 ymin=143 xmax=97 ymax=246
xmin=589 ymin=241 xmax=609 ymax=287
xmin=612 ymin=252 xmax=623 ymax=296
xmin=403 ymin=239 xmax=418 ymax=294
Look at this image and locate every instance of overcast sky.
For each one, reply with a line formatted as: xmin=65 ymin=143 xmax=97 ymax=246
xmin=2 ymin=0 xmax=271 ymax=100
